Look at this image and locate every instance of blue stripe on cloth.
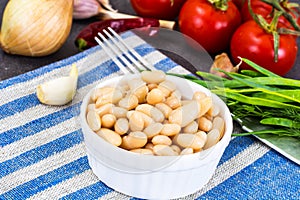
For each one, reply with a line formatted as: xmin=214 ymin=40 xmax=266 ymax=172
xmin=60 ymin=182 xmax=113 ymax=200
xmin=197 ymin=150 xmax=300 ymax=200
xmin=154 ymin=57 xmax=179 ymax=72
xmin=218 ymin=136 xmax=256 ymax=166
xmin=130 ymin=197 xmax=143 ymax=200
xmin=77 ymin=60 xmax=119 ymax=89
xmin=0 ymin=104 xmax=80 ymax=147
xmin=0 ymin=156 xmax=89 ymax=199
xmin=0 ymin=93 xmax=40 ymax=120
xmin=0 ymin=130 xmax=83 ymax=178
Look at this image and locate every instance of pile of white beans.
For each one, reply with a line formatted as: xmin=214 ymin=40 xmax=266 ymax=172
xmin=85 ymin=70 xmax=225 ymax=156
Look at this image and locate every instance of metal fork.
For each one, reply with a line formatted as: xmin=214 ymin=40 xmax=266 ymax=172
xmin=94 ymin=27 xmax=156 ymax=74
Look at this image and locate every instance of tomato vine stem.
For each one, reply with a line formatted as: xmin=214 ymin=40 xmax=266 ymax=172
xmin=247 ymin=0 xmax=300 ymax=63
xmin=207 ymin=0 xmax=228 ymax=11
xmin=261 ymin=0 xmax=300 ymax=31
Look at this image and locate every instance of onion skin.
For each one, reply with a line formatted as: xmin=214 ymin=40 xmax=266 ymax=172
xmin=0 ymin=0 xmax=73 ymax=57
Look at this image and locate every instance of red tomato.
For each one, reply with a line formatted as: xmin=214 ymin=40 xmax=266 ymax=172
xmin=178 ymin=0 xmax=241 ymax=54
xmin=232 ymin=0 xmax=246 ymax=9
xmin=230 ymin=20 xmax=298 ymax=76
xmin=130 ymin=0 xmax=187 ymax=20
xmin=241 ymin=0 xmax=299 ymax=29
xmin=241 ymin=0 xmax=273 ymax=22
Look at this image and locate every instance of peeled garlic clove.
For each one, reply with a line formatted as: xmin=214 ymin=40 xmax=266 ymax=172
xmin=0 ymin=0 xmax=73 ymax=56
xmin=36 ymin=65 xmax=78 ymax=106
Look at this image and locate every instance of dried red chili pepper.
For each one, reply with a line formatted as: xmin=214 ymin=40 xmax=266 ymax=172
xmin=75 ymin=18 xmax=160 ymax=51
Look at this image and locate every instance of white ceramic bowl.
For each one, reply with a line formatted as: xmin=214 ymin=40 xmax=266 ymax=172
xmin=80 ymin=74 xmax=233 ymax=199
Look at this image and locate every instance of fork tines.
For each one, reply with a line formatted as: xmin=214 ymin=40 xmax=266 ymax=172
xmin=94 ymin=27 xmax=156 ymax=74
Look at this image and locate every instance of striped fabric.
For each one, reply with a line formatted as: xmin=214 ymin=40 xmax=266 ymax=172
xmin=1 ymin=31 xmax=299 ymax=200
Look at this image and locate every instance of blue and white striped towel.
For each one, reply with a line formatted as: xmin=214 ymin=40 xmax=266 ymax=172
xmin=1 ymin=31 xmax=299 ymax=200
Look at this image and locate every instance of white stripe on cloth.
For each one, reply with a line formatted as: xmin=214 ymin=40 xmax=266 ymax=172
xmin=99 ymin=192 xmax=131 ymax=200
xmin=0 ymin=143 xmax=86 ymax=193
xmin=28 ymin=170 xmax=100 ymax=200
xmin=1 ymin=118 xmax=79 ymax=162
xmin=0 ymin=35 xmax=146 ymax=106
xmin=180 ymin=141 xmax=270 ymax=199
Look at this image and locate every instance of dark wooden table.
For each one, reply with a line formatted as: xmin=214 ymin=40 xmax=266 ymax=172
xmin=0 ymin=0 xmax=299 ymax=81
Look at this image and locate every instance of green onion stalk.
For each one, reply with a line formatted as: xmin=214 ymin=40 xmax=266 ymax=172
xmin=171 ymin=57 xmax=300 ymax=138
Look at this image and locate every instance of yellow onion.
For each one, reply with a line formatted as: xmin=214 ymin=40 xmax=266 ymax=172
xmin=0 ymin=0 xmax=73 ymax=57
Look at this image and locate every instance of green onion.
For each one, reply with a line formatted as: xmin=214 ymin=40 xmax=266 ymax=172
xmin=174 ymin=57 xmax=300 ymax=138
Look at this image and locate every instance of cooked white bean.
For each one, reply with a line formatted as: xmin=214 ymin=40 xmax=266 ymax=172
xmin=95 ymin=103 xmax=114 ymax=117
xmin=132 ymin=85 xmax=148 ymax=103
xmin=118 ymin=94 xmax=139 ymax=110
xmin=128 ymin=78 xmax=146 ymax=91
xmin=114 ymin=118 xmax=129 ymax=135
xmin=126 ymin=110 xmax=134 ymax=119
xmin=212 ymin=116 xmax=225 ymax=138
xmin=155 ymin=103 xmax=172 ymax=118
xmin=121 ymin=131 xmax=148 ymax=150
xmin=111 ymin=106 xmax=128 ymax=118
xmin=86 ymin=110 xmax=101 ymax=131
xmin=96 ymin=128 xmax=122 ymax=146
xmin=135 ymin=104 xmax=154 ymax=116
xmin=192 ymin=91 xmax=207 ymax=101
xmin=160 ymin=123 xmax=181 ymax=136
xmin=180 ymin=148 xmax=194 ymax=155
xmin=139 ymin=111 xmax=155 ymax=127
xmin=145 ymin=143 xmax=154 ymax=151
xmin=198 ymin=116 xmax=213 ymax=132
xmin=101 ymin=114 xmax=116 ymax=128
xmin=173 ymin=133 xmax=205 ymax=150
xmin=141 ymin=70 xmax=166 ymax=84
xmin=207 ymin=105 xmax=220 ymax=117
xmin=183 ymin=121 xmax=198 ymax=134
xmin=195 ymin=131 xmax=208 ymax=143
xmin=203 ymin=129 xmax=221 ymax=150
xmin=87 ymin=103 xmax=96 ymax=112
xmin=159 ymin=80 xmax=176 ymax=91
xmin=95 ymin=88 xmax=123 ymax=107
xmin=181 ymin=100 xmax=194 ymax=106
xmin=157 ymin=80 xmax=176 ymax=97
xmin=150 ymin=107 xmax=165 ymax=123
xmin=143 ymin=123 xmax=164 ymax=138
xmin=130 ymin=148 xmax=153 ymax=155
xmin=128 ymin=78 xmax=147 ymax=103
xmin=91 ymin=87 xmax=114 ymax=102
xmin=136 ymin=104 xmax=164 ymax=123
xmin=198 ymin=96 xmax=213 ymax=117
xmin=165 ymin=96 xmax=181 ymax=109
xmin=169 ymin=100 xmax=201 ymax=127
xmin=170 ymin=145 xmax=181 ymax=154
xmin=117 ymin=84 xmax=130 ymax=96
xmin=152 ymin=135 xmax=172 ymax=146
xmin=153 ymin=144 xmax=178 ymax=156
xmin=170 ymin=89 xmax=182 ymax=100
xmin=128 ymin=111 xmax=144 ymax=131
xmin=146 ymin=88 xmax=165 ymax=105
xmin=147 ymin=83 xmax=157 ymax=91
xmin=157 ymin=85 xmax=171 ymax=97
